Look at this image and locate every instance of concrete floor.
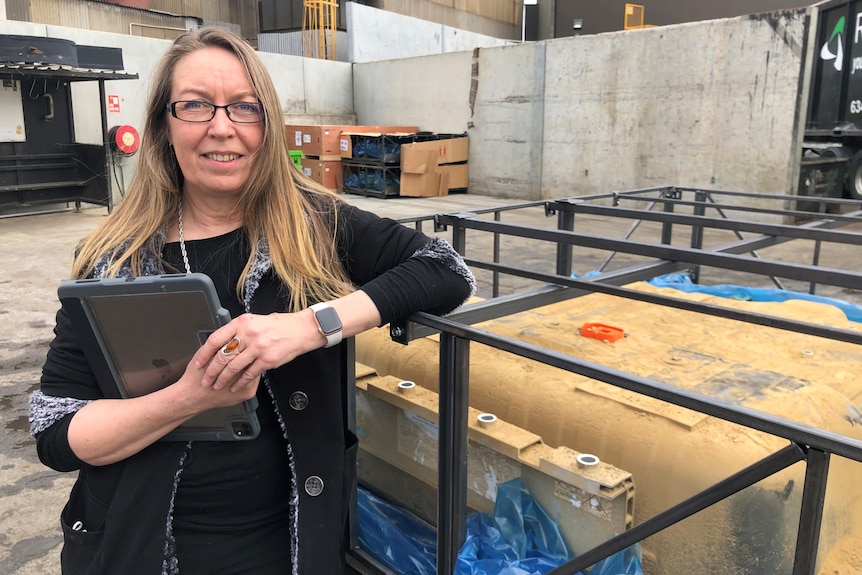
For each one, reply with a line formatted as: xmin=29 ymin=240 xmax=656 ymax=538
xmin=1 ymin=192 xmax=861 ymax=574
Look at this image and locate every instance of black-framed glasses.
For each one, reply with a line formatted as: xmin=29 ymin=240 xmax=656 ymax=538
xmin=167 ymin=100 xmax=264 ymax=123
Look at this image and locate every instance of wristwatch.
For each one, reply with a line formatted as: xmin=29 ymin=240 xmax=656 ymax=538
xmin=310 ymin=302 xmax=343 ymax=348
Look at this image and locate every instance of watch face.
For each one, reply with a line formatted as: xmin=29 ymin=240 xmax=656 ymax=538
xmin=315 ymin=306 xmax=342 ymax=335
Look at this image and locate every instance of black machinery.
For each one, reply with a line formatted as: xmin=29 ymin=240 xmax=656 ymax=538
xmin=0 ymin=34 xmax=138 ymax=214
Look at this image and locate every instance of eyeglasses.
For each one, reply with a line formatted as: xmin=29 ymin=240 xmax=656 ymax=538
xmin=167 ymin=100 xmax=264 ymax=123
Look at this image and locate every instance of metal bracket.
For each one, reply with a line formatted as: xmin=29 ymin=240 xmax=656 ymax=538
xmin=389 ymin=319 xmax=413 ymax=345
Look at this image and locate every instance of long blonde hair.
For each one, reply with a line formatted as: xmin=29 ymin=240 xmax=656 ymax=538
xmin=73 ymin=27 xmax=352 ymax=311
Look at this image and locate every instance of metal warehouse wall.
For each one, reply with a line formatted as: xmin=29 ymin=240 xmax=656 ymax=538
xmin=6 ymin=0 xmax=197 ymax=39
xmin=346 ymin=2 xmax=512 ymax=63
xmin=258 ymin=0 xmax=520 ymax=39
xmin=259 ymin=0 xmax=348 ymax=32
xmin=5 ymin=0 xmax=258 ymax=41
xmin=371 ymin=0 xmax=522 ymax=40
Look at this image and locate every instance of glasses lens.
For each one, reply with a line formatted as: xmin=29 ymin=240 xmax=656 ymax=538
xmin=173 ymin=101 xmax=214 ymax=122
xmin=227 ymin=102 xmax=264 ymax=123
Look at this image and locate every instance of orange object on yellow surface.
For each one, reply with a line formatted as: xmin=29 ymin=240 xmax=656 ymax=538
xmin=580 ymin=322 xmax=626 ymax=343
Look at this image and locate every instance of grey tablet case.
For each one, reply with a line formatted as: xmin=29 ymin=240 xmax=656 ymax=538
xmin=58 ymin=273 xmax=261 ymax=441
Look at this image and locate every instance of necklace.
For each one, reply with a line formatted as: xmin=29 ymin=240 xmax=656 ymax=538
xmin=177 ymin=196 xmax=192 ymax=274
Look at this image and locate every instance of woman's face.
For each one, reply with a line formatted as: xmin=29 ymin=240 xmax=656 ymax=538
xmin=167 ymin=46 xmax=265 ymax=201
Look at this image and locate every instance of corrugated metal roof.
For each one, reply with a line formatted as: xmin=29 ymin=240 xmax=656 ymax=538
xmin=0 ymin=62 xmax=138 ymax=81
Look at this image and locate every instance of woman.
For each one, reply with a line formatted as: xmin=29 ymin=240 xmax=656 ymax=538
xmin=29 ymin=27 xmax=474 ymax=574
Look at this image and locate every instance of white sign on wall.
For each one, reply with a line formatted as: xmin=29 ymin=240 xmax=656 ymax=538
xmin=0 ymin=81 xmax=25 ymax=142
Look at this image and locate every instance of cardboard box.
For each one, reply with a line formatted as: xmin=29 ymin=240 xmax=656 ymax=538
xmin=437 ymin=163 xmax=469 ymax=190
xmin=399 ymin=135 xmax=468 ymax=166
xmin=339 ymin=131 xmax=419 ymax=162
xmin=287 ymin=124 xmax=418 ymax=159
xmin=401 ymin=147 xmax=438 ymax=175
xmin=399 ymin=147 xmax=449 ymax=197
xmin=400 ymin=171 xmax=449 ymax=197
xmin=300 ymin=157 xmax=342 ymax=191
xmin=287 ymin=124 xmax=349 ymax=159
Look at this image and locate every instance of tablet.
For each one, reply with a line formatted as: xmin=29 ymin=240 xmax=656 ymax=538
xmin=58 ymin=273 xmax=261 ymax=442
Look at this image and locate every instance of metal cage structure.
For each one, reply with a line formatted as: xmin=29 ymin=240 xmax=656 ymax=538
xmin=345 ymin=186 xmax=862 ymax=575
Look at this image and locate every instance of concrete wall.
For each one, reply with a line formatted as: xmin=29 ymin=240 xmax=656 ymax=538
xmin=353 ymin=50 xmax=474 ymax=134
xmin=468 ymin=43 xmax=546 ymax=199
xmin=352 ymin=8 xmax=811 ymax=210
xmin=541 ymin=12 xmax=809 ymax=204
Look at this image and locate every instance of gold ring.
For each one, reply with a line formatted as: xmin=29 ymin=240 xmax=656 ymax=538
xmin=220 ymin=337 xmax=241 ymax=356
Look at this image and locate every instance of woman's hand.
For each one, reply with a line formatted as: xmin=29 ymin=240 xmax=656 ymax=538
xmin=194 ymin=291 xmax=384 ymax=392
xmin=194 ymin=311 xmax=321 ymax=392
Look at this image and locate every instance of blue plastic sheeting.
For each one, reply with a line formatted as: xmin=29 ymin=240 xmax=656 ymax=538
xmin=456 ymin=479 xmax=570 ymax=575
xmin=589 ymin=547 xmax=644 ymax=575
xmin=357 ymin=486 xmax=437 ymax=575
xmin=647 ymin=273 xmax=862 ymax=323
xmin=357 ymin=479 xmax=644 ymax=575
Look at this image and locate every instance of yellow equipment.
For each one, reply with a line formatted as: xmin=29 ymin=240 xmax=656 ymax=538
xmin=302 ymin=0 xmax=338 ymax=60
xmin=624 ymin=3 xmax=657 ymax=30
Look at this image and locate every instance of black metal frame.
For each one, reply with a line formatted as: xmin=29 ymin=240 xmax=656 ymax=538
xmin=0 ymin=62 xmax=138 ymax=213
xmin=348 ymin=186 xmax=862 ymax=575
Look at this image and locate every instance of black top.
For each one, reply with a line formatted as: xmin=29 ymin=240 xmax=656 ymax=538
xmin=35 ymin=202 xmax=474 ymax=574
xmin=164 ymin=229 xmax=293 ymax=573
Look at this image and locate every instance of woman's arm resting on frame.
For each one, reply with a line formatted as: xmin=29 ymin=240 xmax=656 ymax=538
xmin=196 ymin=290 xmax=382 ymax=392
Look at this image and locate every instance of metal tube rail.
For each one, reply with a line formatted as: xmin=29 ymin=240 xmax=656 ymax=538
xmin=436 ymin=333 xmax=470 ymax=575
xmin=666 ymin=185 xmax=862 ymax=206
xmin=395 ymin=246 xmax=861 ymax=345
xmin=614 ymin=192 xmax=862 ymax=222
xmin=366 ymin=191 xmax=862 ymax=575
xmin=550 ymin=201 xmax=862 ymax=245
xmin=434 ymin=215 xmax=862 ymax=291
xmin=793 ymin=448 xmax=831 ymax=575
xmin=701 ymin=190 xmax=787 ymax=289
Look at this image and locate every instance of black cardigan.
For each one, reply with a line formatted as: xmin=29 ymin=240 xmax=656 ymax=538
xmin=32 ymin=203 xmax=475 ymax=575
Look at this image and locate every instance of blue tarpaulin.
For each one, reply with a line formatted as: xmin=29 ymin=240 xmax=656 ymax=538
xmin=357 ymin=479 xmax=644 ymax=575
xmin=647 ymin=273 xmax=862 ymax=323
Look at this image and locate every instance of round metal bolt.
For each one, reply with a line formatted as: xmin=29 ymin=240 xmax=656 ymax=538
xmin=477 ymin=413 xmax=497 ymax=427
xmin=576 ymin=453 xmax=600 ymax=468
xmin=397 ymin=380 xmax=416 ymax=393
